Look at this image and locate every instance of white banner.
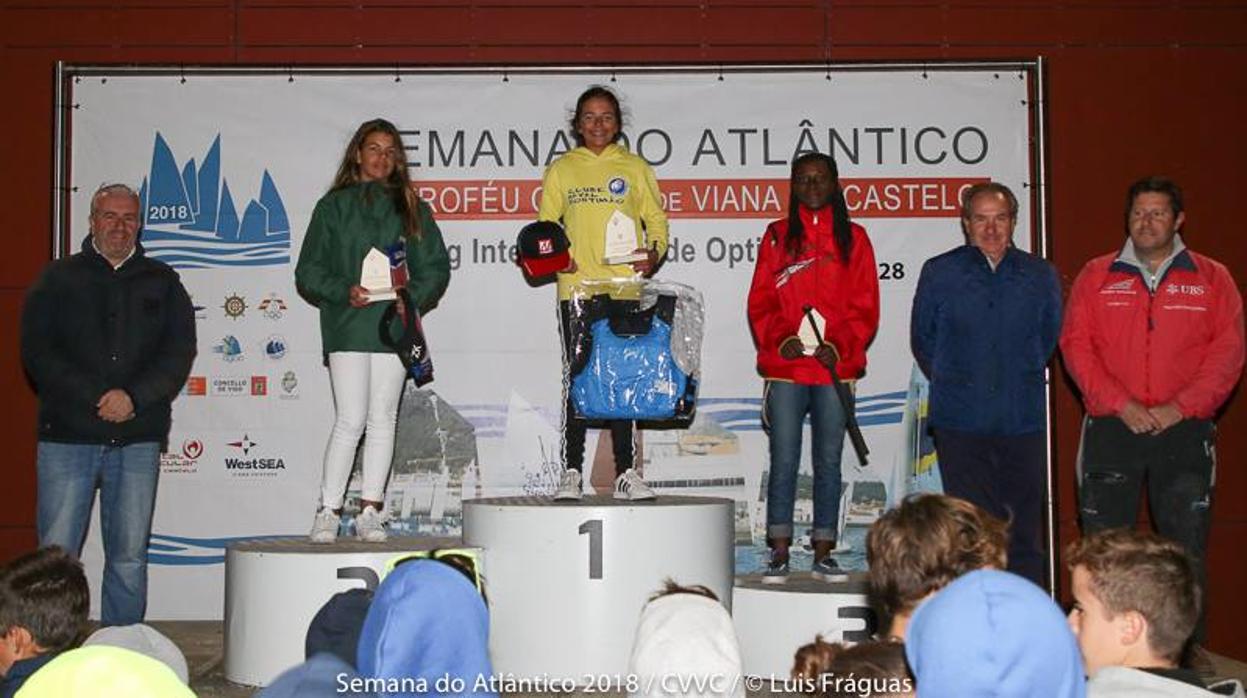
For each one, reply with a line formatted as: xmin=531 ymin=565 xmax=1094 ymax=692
xmin=68 ymin=68 xmax=1034 ymax=618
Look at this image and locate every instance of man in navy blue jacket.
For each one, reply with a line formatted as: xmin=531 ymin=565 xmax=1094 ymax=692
xmin=910 ymin=182 xmax=1062 ymax=586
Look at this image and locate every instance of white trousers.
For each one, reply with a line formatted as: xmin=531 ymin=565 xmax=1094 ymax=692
xmin=319 ymin=351 xmax=406 ymax=509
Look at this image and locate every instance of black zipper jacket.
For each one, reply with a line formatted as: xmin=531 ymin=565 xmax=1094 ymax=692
xmin=21 ymin=238 xmax=196 ymax=446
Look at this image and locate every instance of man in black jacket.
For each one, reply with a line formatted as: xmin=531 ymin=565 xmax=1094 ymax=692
xmin=20 ymin=183 xmax=195 ymax=626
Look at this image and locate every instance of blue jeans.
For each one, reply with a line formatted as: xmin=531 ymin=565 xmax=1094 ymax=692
xmin=37 ymin=441 xmax=161 ymax=626
xmin=764 ymin=381 xmax=846 ymax=542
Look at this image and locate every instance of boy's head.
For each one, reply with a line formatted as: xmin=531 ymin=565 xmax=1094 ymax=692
xmin=1065 ymin=529 xmax=1198 ymax=676
xmin=0 ymin=546 xmax=89 ymax=674
xmin=866 ymin=494 xmax=1008 ymax=630
xmin=792 ymin=636 xmax=914 ymax=698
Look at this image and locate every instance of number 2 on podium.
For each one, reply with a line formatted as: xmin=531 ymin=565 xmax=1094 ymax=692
xmin=578 ymin=519 xmax=603 ymax=580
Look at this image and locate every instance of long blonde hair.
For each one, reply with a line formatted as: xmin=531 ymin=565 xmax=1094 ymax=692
xmin=330 ymin=118 xmax=422 ymax=239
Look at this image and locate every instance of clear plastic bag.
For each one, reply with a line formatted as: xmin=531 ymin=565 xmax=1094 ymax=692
xmin=563 ymin=278 xmax=704 ymax=421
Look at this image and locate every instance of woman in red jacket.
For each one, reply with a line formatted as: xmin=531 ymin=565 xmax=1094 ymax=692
xmin=747 ymin=152 xmax=879 ymax=583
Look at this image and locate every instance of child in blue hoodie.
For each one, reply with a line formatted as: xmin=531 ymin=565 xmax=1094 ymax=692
xmin=356 ymin=557 xmax=494 ymax=697
xmin=905 ymin=569 xmax=1086 ymax=698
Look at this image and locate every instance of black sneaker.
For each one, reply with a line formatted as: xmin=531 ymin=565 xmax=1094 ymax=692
xmin=812 ymin=557 xmax=849 ymax=582
xmin=761 ymin=555 xmax=789 ymax=584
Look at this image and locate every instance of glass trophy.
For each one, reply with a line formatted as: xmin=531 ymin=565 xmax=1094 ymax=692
xmin=360 ymin=247 xmax=396 ymax=302
xmin=603 ymin=210 xmax=648 ymax=265
xmin=798 ymin=307 xmax=826 ymax=356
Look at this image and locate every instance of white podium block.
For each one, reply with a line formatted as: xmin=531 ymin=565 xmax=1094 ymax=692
xmin=463 ymin=495 xmax=734 ymax=682
xmin=732 ymin=574 xmax=877 ymax=678
xmin=224 ymin=536 xmax=465 ymax=687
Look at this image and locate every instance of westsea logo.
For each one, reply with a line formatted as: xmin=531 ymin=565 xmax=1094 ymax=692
xmin=228 ymin=434 xmax=257 ymax=455
xmin=224 ymin=434 xmax=286 ymax=476
xmin=138 ymin=133 xmax=290 ymax=270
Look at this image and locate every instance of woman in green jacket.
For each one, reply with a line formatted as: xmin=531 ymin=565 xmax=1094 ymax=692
xmin=295 ymin=119 xmax=450 ymax=543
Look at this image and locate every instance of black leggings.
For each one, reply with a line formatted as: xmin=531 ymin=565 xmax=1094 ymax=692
xmin=558 ymin=300 xmax=634 ymax=475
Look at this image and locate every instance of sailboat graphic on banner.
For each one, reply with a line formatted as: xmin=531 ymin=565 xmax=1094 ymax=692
xmin=138 ymin=133 xmax=290 ymax=269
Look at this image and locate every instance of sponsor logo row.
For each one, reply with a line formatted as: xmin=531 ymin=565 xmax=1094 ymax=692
xmin=194 ymin=292 xmax=289 ymax=322
xmin=183 ymin=370 xmax=300 ymax=398
xmin=160 ymin=434 xmax=288 ymax=479
xmin=210 ymin=333 xmax=289 ymax=363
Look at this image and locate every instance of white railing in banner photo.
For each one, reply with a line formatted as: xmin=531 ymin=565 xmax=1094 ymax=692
xmin=54 ymin=62 xmax=1049 ymax=619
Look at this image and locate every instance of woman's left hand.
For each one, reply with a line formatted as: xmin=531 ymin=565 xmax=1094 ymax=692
xmin=631 ymin=247 xmax=660 ymax=277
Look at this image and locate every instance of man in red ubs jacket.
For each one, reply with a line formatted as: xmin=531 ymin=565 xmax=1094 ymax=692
xmin=1060 ymin=176 xmax=1244 ymax=639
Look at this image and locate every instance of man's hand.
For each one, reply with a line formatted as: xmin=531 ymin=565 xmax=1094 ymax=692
xmin=630 ymin=247 xmax=660 ymax=277
xmin=813 ymin=342 xmax=839 ymax=369
xmin=1147 ymin=403 xmax=1184 ymax=434
xmin=1119 ymin=399 xmax=1160 ymax=435
xmin=779 ymin=336 xmax=805 ymax=360
xmin=348 ymin=284 xmax=370 ymax=308
xmin=97 ymin=389 xmax=135 ymax=423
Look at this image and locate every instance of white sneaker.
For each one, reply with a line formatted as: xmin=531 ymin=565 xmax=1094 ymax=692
xmin=309 ymin=508 xmax=340 ymax=544
xmin=554 ymin=469 xmax=583 ymax=501
xmin=355 ymin=506 xmax=388 ymax=543
xmin=614 ymin=468 xmax=656 ymax=501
